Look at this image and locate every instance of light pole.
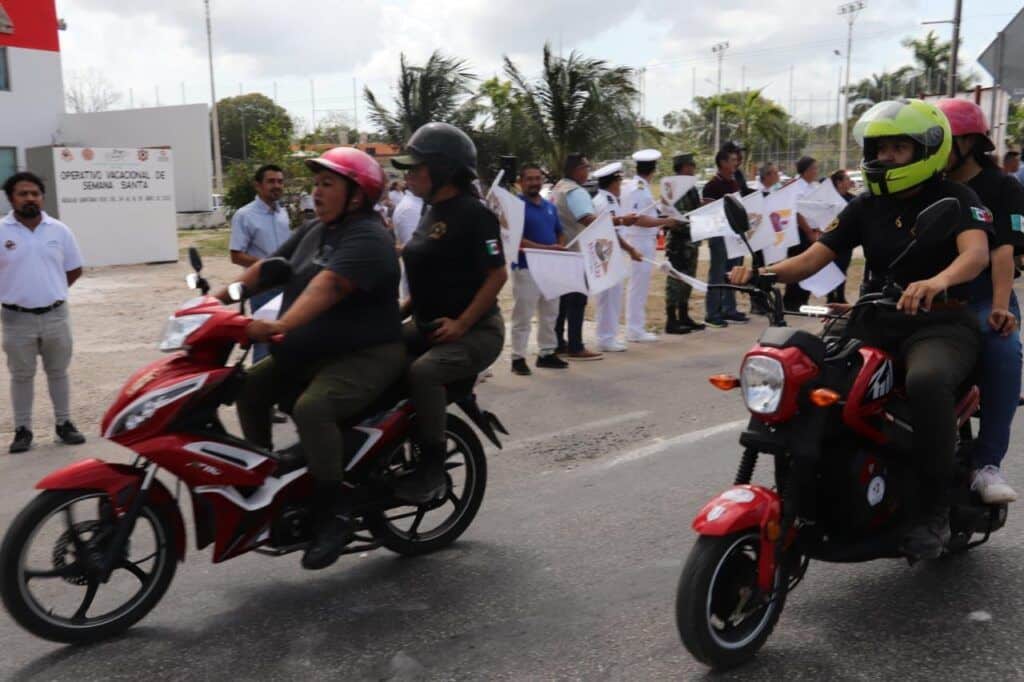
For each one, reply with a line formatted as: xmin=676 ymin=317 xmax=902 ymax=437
xmin=712 ymin=41 xmax=729 ymax=153
xmin=923 ymin=0 xmax=963 ymax=95
xmin=204 ymin=0 xmax=224 ymax=194
xmin=838 ymin=1 xmax=865 ymax=170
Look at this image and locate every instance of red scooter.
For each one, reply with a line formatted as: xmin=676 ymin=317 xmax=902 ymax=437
xmin=675 ymin=196 xmax=1008 ymax=670
xmin=0 ymin=249 xmax=506 ymax=643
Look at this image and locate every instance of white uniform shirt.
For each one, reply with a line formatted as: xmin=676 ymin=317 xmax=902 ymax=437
xmin=621 ymin=176 xmax=660 ymax=241
xmin=393 ymin=193 xmax=424 ymax=246
xmin=0 ymin=211 xmax=83 ymax=308
xmin=592 ymin=188 xmax=621 ymax=218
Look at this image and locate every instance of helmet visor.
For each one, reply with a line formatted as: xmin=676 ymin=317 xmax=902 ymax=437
xmin=853 ymin=100 xmax=944 ymax=148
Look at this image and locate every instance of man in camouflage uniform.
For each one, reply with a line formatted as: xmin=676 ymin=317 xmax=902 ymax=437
xmin=663 ymin=153 xmax=705 ymax=334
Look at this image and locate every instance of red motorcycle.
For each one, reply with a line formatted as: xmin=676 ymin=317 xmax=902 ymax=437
xmin=0 ymin=249 xmax=507 ymax=643
xmin=675 ymin=196 xmax=1008 ymax=669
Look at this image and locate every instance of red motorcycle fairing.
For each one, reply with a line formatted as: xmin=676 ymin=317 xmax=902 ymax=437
xmin=842 ymin=347 xmax=896 ymax=444
xmin=742 ymin=346 xmax=819 ymax=424
xmin=35 ymin=459 xmax=187 ymax=561
xmin=692 ymin=485 xmax=781 ymax=592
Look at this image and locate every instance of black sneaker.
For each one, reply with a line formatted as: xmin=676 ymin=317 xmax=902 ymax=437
xmin=55 ymin=421 xmax=86 ymax=445
xmin=9 ymin=427 xmax=32 ymax=454
xmin=302 ymin=508 xmax=356 ymax=570
xmin=901 ymin=507 xmax=951 ymax=560
xmin=536 ymin=354 xmax=569 ymax=369
xmin=393 ymin=454 xmax=447 ymax=504
xmin=705 ymin=317 xmax=728 ymax=329
xmin=511 ymin=358 xmax=532 ymax=376
xmin=680 ymin=317 xmax=706 ymax=331
xmin=723 ymin=312 xmax=750 ymax=324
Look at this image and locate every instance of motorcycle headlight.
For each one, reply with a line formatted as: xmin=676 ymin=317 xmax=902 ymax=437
xmin=105 ymin=375 xmax=207 ymax=437
xmin=158 ymin=314 xmax=211 ymax=352
xmin=741 ymin=355 xmax=785 ymax=415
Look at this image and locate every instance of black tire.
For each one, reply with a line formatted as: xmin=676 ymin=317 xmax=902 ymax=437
xmin=1 ymin=489 xmax=177 ymax=644
xmin=367 ymin=414 xmax=487 ymax=556
xmin=676 ymin=531 xmax=786 ymax=671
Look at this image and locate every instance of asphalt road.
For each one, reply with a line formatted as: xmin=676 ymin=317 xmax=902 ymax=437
xmin=2 ymin=317 xmax=1024 ymax=681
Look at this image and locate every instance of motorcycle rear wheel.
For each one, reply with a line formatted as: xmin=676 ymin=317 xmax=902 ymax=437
xmin=0 ymin=489 xmax=177 ymax=644
xmin=676 ymin=531 xmax=786 ymax=671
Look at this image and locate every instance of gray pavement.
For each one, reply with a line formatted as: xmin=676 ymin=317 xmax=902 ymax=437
xmin=2 ymin=318 xmax=1024 ymax=681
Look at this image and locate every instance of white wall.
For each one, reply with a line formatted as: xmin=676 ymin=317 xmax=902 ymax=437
xmin=58 ymin=104 xmax=213 ymax=213
xmin=0 ymin=47 xmax=64 ymax=211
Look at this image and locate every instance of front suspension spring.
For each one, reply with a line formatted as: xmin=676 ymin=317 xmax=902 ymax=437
xmin=733 ymin=448 xmax=758 ymax=485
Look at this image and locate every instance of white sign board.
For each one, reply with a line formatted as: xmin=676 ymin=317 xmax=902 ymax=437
xmin=52 ymin=147 xmax=178 ymax=266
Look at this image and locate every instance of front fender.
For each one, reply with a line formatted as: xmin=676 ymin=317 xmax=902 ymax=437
xmin=36 ymin=458 xmax=186 ymax=561
xmin=692 ymin=484 xmax=781 ymax=592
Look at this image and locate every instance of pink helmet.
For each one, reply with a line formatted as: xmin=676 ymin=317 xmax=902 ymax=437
xmin=935 ymin=98 xmax=995 ymax=151
xmin=306 ymin=147 xmax=386 ymax=204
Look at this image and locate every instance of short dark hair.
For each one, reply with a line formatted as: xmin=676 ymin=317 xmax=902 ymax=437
xmin=563 ymin=153 xmax=586 ymax=178
xmin=830 ymin=169 xmax=848 ymax=185
xmin=254 ymin=164 xmax=284 ymax=183
xmin=673 ymin=157 xmax=696 ymax=174
xmin=714 ymin=150 xmax=732 ymax=168
xmin=758 ymin=162 xmax=777 ymax=181
xmin=3 ymin=171 xmax=45 ymax=200
xmin=598 ymin=173 xmax=621 ymax=189
xmin=519 ymin=162 xmax=543 ymax=177
xmin=721 ymin=140 xmax=744 ymax=154
xmin=1004 ymin=151 xmax=1020 ymax=163
xmin=796 ymin=156 xmax=816 ymax=175
xmin=636 ymin=160 xmax=657 ymax=176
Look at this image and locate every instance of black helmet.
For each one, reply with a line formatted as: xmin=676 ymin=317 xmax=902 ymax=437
xmin=391 ymin=122 xmax=477 ymax=179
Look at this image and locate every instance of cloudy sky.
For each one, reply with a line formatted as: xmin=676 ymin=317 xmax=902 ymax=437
xmin=54 ymin=0 xmax=1021 ymax=134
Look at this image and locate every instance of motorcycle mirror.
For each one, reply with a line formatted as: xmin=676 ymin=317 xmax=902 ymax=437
xmin=227 ymin=282 xmax=246 ymax=302
xmin=723 ymin=194 xmax=750 ymax=236
xmin=258 ymin=257 xmax=293 ymax=289
xmin=188 ymin=246 xmax=204 ymax=273
xmin=913 ymin=197 xmax=961 ymax=247
xmin=185 ymin=273 xmax=199 ymax=290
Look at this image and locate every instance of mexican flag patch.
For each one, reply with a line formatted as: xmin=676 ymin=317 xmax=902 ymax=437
xmin=971 ymin=206 xmax=994 ymax=223
xmin=1011 ymin=214 xmax=1023 ymax=232
xmin=485 ymin=239 xmax=500 ymax=255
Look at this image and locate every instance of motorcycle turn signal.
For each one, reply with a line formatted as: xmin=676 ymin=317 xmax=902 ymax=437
xmin=709 ymin=374 xmax=740 ymax=391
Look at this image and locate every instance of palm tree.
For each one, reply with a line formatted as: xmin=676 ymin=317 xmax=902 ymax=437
xmin=503 ymin=44 xmax=639 ymax=173
xmin=666 ymin=90 xmax=790 ymax=154
xmin=901 ymin=30 xmax=976 ymax=94
xmin=846 ymin=67 xmax=915 ymax=114
xmin=363 ymin=51 xmax=478 ymax=143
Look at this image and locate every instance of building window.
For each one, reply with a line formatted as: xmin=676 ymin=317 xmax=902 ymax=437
xmin=0 ymin=148 xmax=16 ymax=188
xmin=0 ymin=47 xmax=8 ymax=91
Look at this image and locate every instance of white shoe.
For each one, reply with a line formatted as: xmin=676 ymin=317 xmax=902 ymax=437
xmin=971 ymin=465 xmax=1018 ymax=504
xmin=626 ymin=332 xmax=659 ymax=343
xmin=598 ymin=341 xmax=628 ymax=352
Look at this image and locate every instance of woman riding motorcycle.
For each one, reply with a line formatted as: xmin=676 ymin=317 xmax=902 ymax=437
xmin=729 ymin=99 xmax=993 ymax=559
xmin=937 ymin=97 xmax=1024 ymax=504
xmin=390 ymin=122 xmax=508 ymax=503
xmin=217 ymin=147 xmax=406 ymax=570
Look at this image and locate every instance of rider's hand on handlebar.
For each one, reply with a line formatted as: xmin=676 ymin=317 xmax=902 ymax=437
xmin=727 ymin=265 xmax=756 ymax=285
xmin=826 ymin=302 xmax=852 ymax=315
xmin=989 ymin=307 xmax=1018 ymax=336
xmin=247 ymin=319 xmax=285 ymax=342
xmin=896 ymin=276 xmax=946 ymax=315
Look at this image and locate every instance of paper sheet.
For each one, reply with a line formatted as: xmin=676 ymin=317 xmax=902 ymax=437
xmin=798 ymin=262 xmax=846 ymax=297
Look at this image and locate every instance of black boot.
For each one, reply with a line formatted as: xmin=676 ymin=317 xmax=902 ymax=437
xmin=302 ymin=483 xmax=356 ymax=570
xmin=679 ymin=306 xmax=705 ymax=331
xmin=665 ymin=307 xmax=690 ymax=335
xmin=393 ymin=443 xmax=448 ymax=504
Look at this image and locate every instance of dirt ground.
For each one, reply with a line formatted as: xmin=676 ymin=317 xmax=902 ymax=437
xmin=0 ymin=227 xmax=863 ymax=441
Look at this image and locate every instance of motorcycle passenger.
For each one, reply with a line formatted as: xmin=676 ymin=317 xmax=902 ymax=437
xmin=221 ymin=147 xmax=406 ymax=570
xmin=729 ymin=99 xmax=993 ymax=559
xmin=937 ymin=97 xmax=1023 ymax=504
xmin=391 ymin=123 xmax=508 ymax=503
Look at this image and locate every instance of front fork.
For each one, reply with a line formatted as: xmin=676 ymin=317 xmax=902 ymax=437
xmin=97 ymin=464 xmax=159 ymax=582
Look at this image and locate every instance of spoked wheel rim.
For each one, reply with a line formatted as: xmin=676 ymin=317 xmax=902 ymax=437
xmin=705 ymin=532 xmax=780 ymax=650
xmin=382 ymin=430 xmax=478 ymax=543
xmin=15 ymin=493 xmax=170 ymax=632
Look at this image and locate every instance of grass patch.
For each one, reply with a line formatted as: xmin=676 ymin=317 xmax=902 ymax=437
xmin=179 ymin=228 xmax=231 ymax=258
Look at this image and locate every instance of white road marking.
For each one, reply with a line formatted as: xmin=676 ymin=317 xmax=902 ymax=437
xmin=597 ymin=418 xmax=748 ymax=470
xmin=500 ymin=411 xmax=651 ymax=453
xmin=968 ymin=611 xmax=993 ymax=622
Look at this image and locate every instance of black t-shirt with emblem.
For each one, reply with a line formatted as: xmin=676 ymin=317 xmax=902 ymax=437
xmin=271 ymin=214 xmax=402 ymax=359
xmin=819 ymin=177 xmax=993 ymax=300
xmin=402 ymin=192 xmax=505 ymax=323
xmin=967 ymin=166 xmax=1024 ymax=252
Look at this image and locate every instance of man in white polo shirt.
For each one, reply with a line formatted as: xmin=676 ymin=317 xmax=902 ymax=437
xmin=1 ymin=172 xmax=86 ymax=453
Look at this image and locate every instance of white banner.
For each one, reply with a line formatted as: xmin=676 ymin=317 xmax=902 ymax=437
xmin=658 ymin=175 xmax=698 ymax=218
xmin=724 ymin=192 xmax=775 ymax=259
xmin=797 ymin=179 xmax=847 ymax=231
xmin=685 ymin=196 xmax=730 ymax=242
xmin=577 ymin=212 xmax=631 ymax=295
xmin=761 ymin=182 xmax=803 ymax=264
xmin=486 ymin=173 xmax=525 ymax=266
xmin=798 ymin=262 xmax=847 ymax=297
xmin=523 ymin=248 xmax=588 ymax=299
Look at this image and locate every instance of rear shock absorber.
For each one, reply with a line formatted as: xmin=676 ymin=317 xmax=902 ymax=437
xmin=734 ymin=448 xmax=759 ymax=485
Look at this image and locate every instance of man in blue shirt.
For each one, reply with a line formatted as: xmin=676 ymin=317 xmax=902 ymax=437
xmin=510 ymin=164 xmax=569 ymax=375
xmin=229 ymin=164 xmax=291 ymax=363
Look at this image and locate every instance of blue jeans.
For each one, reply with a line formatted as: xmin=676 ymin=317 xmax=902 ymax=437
xmin=249 ymin=287 xmax=282 ymax=363
xmin=705 ymin=237 xmax=739 ymax=320
xmin=969 ymin=292 xmax=1022 ymax=468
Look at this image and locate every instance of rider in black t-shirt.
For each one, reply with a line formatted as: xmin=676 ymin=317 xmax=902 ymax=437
xmin=730 ymin=99 xmax=992 ymax=559
xmin=391 ymin=123 xmax=508 ymax=503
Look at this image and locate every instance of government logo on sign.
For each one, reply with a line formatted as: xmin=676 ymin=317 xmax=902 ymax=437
xmin=60 ymin=148 xmax=74 ymax=162
xmin=138 ymin=149 xmax=149 ymax=162
xmin=82 ymin=148 xmax=94 ymax=161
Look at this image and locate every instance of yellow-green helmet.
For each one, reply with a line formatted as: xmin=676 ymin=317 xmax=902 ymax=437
xmin=853 ymin=98 xmax=951 ymax=196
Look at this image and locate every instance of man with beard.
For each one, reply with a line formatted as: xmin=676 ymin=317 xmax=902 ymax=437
xmin=0 ymin=172 xmax=85 ymax=453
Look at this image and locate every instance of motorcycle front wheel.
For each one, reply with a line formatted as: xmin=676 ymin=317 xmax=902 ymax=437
xmin=676 ymin=531 xmax=786 ymax=671
xmin=0 ymin=489 xmax=177 ymax=643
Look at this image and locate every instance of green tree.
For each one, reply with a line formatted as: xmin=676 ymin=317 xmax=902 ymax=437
xmin=664 ymin=90 xmax=795 ymax=156
xmin=503 ymin=44 xmax=639 ymax=173
xmin=363 ymin=51 xmax=478 ymax=143
xmin=215 ymin=93 xmax=294 ymax=165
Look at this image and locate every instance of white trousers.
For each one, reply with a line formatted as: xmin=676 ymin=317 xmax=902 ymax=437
xmin=511 ymin=268 xmax=559 ymax=359
xmin=595 ymin=284 xmax=624 ymax=346
xmin=625 ymin=233 xmax=658 ymax=337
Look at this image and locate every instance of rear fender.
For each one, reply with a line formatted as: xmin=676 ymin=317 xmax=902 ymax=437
xmin=36 ymin=458 xmax=186 ymax=561
xmin=692 ymin=484 xmax=781 ymax=592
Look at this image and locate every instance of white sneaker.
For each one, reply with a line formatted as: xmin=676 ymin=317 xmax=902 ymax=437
xmin=626 ymin=332 xmax=659 ymax=343
xmin=598 ymin=341 xmax=628 ymax=352
xmin=971 ymin=465 xmax=1018 ymax=504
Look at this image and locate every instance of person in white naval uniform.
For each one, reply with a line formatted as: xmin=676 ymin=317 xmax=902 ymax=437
xmin=621 ymin=149 xmax=684 ymax=343
xmin=590 ymin=162 xmax=644 ymax=352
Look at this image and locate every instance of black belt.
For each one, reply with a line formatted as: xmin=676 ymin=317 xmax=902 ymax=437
xmin=2 ymin=300 xmax=65 ymax=315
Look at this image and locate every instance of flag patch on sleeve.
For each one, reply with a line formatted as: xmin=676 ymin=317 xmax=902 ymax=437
xmin=971 ymin=206 xmax=994 ymax=223
xmin=485 ymin=239 xmax=500 ymax=255
xmin=1011 ymin=214 xmax=1023 ymax=232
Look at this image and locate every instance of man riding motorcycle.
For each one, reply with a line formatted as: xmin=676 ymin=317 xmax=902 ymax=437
xmin=729 ymin=98 xmax=993 ymax=559
xmin=214 ymin=147 xmax=406 ymax=570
